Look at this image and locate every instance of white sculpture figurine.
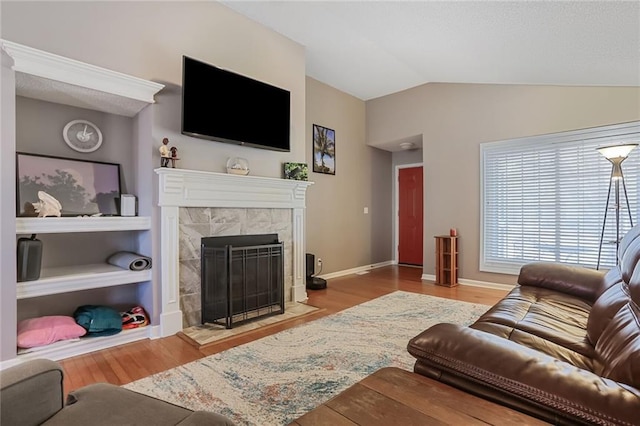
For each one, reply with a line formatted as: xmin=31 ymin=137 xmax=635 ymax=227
xmin=31 ymin=191 xmax=62 ymax=217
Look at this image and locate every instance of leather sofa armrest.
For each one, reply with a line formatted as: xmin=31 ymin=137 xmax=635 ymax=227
xmin=0 ymin=359 xmax=65 ymax=425
xmin=408 ymin=323 xmax=640 ymax=425
xmin=517 ymin=262 xmax=605 ymax=302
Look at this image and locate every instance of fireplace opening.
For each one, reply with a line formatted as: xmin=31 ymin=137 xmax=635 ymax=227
xmin=201 ymin=234 xmax=285 ymax=329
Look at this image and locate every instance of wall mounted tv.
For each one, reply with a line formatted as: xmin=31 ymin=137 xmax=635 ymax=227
xmin=181 ymin=56 xmax=291 ymax=152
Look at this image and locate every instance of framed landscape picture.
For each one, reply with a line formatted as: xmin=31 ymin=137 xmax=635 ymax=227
xmin=313 ymin=124 xmax=335 ymax=175
xmin=16 ymin=152 xmax=122 ymax=217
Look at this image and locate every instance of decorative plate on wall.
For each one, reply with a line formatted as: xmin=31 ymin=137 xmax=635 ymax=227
xmin=63 ymin=119 xmax=103 ymax=153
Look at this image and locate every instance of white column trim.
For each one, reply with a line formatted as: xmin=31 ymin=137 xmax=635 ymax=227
xmin=292 ymin=207 xmax=308 ymax=301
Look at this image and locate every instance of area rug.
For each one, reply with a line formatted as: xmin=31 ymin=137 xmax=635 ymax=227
xmin=126 ymin=291 xmax=489 ymax=425
xmin=181 ymin=302 xmax=321 ymax=347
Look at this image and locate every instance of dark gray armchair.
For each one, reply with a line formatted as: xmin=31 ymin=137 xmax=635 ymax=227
xmin=1 ymin=359 xmax=235 ymax=426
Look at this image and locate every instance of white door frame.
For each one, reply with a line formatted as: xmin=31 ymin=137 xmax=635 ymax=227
xmin=394 ymin=162 xmax=424 ymax=263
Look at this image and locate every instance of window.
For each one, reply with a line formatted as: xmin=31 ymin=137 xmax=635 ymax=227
xmin=481 ymin=121 xmax=640 ymax=275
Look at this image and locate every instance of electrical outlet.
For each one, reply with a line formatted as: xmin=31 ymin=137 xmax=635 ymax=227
xmin=317 ymin=258 xmax=322 ymax=266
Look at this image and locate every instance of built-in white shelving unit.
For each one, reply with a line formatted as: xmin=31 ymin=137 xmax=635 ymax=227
xmin=17 ymin=264 xmax=153 ymax=299
xmin=17 ymin=216 xmax=151 ymax=234
xmin=16 ymin=327 xmax=149 ymax=363
xmin=1 ymin=39 xmax=163 ymax=366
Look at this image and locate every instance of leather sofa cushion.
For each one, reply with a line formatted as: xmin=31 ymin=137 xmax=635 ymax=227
xmin=517 ymin=262 xmax=605 ymax=302
xmin=628 ymin=265 xmax=640 ymax=304
xmin=620 ymin=236 xmax=640 ymax=284
xmin=586 ymin=282 xmax=630 ymax=345
xmin=596 ymin=302 xmax=640 ymax=388
xmin=613 ymin=220 xmax=640 ymax=270
xmin=472 ymin=286 xmax=595 ymax=359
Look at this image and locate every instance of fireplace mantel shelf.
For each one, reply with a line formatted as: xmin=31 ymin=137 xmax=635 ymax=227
xmin=156 ymin=167 xmax=313 ymax=209
xmin=155 ymin=167 xmax=313 ymax=337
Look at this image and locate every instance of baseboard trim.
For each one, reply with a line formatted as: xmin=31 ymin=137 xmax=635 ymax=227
xmin=317 ymin=263 xmax=514 ymax=291
xmin=459 ymin=278 xmax=515 ymax=291
xmin=421 ymin=274 xmax=515 ymax=291
xmin=319 ymin=260 xmax=396 ymax=280
xmin=421 ymin=274 xmax=436 ymax=281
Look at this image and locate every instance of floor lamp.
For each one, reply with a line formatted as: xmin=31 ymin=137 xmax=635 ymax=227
xmin=596 ymin=143 xmax=637 ymax=269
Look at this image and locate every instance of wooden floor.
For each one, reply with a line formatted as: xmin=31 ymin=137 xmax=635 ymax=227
xmin=58 ymin=265 xmax=509 ymax=395
xmin=291 ymin=367 xmax=546 ymax=425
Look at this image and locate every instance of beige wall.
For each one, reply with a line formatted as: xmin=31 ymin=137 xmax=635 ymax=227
xmin=367 ymin=83 xmax=640 ymax=284
xmin=306 ymin=77 xmax=392 ymax=274
xmin=1 ymin=1 xmax=306 ymax=177
xmin=2 ymin=2 xmax=393 ymax=277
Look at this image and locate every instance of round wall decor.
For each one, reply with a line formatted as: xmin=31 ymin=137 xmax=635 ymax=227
xmin=63 ymin=120 xmax=103 ymax=153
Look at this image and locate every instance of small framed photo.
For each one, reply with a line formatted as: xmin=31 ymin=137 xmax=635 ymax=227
xmin=16 ymin=152 xmax=122 ymax=217
xmin=283 ymin=162 xmax=309 ymax=181
xmin=313 ymin=124 xmax=335 ymax=175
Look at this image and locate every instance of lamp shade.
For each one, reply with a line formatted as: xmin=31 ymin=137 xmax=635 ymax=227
xmin=597 ymin=143 xmax=638 ymax=160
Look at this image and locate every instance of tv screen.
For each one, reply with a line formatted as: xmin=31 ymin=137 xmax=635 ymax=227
xmin=181 ymin=56 xmax=291 ymax=152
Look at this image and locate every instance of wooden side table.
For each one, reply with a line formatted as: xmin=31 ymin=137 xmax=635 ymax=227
xmin=435 ymin=235 xmax=458 ymax=287
xmin=290 ymin=367 xmax=548 ymax=425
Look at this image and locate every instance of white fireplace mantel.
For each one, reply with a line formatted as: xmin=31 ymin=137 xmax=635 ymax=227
xmin=155 ymin=167 xmax=313 ymax=336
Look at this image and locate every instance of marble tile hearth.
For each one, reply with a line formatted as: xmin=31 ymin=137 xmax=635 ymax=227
xmin=179 ymin=207 xmax=293 ymax=327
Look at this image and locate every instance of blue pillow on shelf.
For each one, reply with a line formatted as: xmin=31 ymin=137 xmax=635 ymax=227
xmin=73 ymin=305 xmax=123 ymax=337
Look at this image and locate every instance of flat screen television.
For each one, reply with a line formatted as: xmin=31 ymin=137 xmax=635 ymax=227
xmin=181 ymin=56 xmax=291 ymax=152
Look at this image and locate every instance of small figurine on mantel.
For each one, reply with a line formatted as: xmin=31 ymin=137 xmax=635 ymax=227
xmin=159 ymin=137 xmax=170 ymax=167
xmin=169 ymin=146 xmax=180 ymax=168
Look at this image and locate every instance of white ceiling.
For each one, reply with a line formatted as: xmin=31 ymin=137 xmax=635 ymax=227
xmin=222 ymin=1 xmax=640 ymax=101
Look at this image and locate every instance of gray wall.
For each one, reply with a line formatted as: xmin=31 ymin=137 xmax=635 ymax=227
xmin=306 ymin=77 xmax=392 ymax=273
xmin=0 ymin=1 xmax=308 ymax=354
xmin=367 ymin=83 xmax=640 ymax=284
xmin=0 ymin=1 xmax=391 ymax=343
xmin=1 ymin=1 xmax=307 ymax=177
xmin=16 ymin=97 xmax=135 ymax=191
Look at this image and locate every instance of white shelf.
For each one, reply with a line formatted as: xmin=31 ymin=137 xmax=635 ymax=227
xmin=16 ymin=216 xmax=151 ymax=234
xmin=17 ymin=264 xmax=152 ymax=299
xmin=16 ymin=327 xmax=151 ymax=362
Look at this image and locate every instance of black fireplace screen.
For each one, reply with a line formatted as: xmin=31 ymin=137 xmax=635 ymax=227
xmin=201 ymin=234 xmax=285 ymax=329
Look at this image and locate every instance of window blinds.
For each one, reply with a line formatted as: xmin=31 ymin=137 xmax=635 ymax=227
xmin=481 ymin=122 xmax=640 ymax=274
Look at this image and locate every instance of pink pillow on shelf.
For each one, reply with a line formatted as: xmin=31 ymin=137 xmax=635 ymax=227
xmin=17 ymin=316 xmax=87 ymax=348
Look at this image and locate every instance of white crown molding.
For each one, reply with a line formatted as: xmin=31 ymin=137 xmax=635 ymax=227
xmin=1 ymin=40 xmax=163 ymax=116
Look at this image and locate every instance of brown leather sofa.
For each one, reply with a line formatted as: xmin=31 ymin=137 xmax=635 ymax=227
xmin=408 ymin=225 xmax=640 ymax=426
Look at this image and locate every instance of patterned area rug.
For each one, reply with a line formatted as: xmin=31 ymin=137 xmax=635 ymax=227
xmin=126 ymin=291 xmax=489 ymax=425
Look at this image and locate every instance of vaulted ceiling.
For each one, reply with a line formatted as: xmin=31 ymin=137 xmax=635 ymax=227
xmin=222 ymin=1 xmax=640 ymax=101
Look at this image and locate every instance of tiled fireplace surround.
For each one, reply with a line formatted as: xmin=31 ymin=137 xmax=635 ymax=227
xmin=156 ymin=168 xmax=312 ymax=336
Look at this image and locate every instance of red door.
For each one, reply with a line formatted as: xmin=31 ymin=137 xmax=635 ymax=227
xmin=399 ymin=167 xmax=423 ymax=265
